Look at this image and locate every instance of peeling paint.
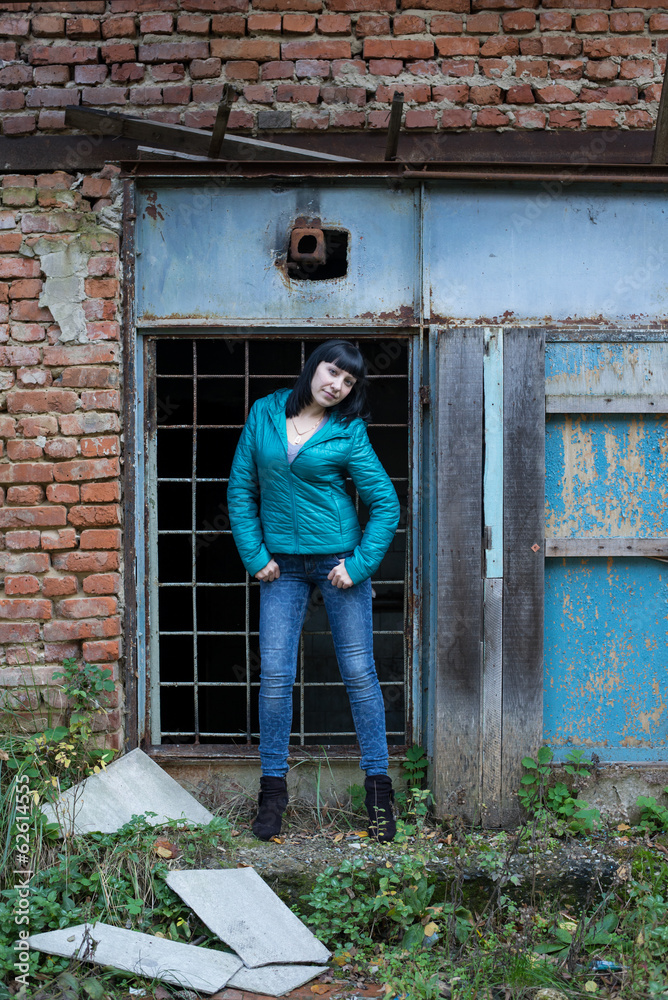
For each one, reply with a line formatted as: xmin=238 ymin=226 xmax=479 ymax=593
xmin=545 ymin=558 xmax=668 ymax=762
xmin=546 ymin=413 xmax=668 ymax=537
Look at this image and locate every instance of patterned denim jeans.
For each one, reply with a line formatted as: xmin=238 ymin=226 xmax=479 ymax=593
xmin=258 ymin=551 xmax=389 ymax=778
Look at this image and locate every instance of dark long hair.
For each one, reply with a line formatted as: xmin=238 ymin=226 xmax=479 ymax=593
xmin=286 ymin=339 xmax=370 ymax=424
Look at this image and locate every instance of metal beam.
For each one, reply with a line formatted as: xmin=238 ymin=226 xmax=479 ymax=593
xmin=64 ymin=107 xmax=358 ymax=162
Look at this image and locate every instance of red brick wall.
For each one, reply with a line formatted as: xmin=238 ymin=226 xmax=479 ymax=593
xmin=0 ymin=168 xmax=123 ymax=750
xmin=0 ymin=0 xmax=662 ymax=134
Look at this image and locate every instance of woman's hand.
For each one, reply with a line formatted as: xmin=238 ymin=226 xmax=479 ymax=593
xmin=327 ymin=558 xmax=353 ymax=589
xmin=255 ymin=558 xmax=280 ymax=582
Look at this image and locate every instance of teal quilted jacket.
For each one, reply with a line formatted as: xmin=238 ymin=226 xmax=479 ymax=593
xmin=227 ymin=388 xmax=400 ymax=586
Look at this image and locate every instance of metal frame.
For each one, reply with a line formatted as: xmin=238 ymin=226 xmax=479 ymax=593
xmin=132 ymin=325 xmax=422 ymax=758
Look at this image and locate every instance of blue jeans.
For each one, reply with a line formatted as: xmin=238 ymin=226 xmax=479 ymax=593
xmin=258 ymin=551 xmax=389 ymax=778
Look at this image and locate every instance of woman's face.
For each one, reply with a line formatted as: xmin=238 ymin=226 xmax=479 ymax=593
xmin=311 ymin=360 xmax=357 ymax=408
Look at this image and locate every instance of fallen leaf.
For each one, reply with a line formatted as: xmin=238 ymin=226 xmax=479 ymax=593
xmin=153 ymin=988 xmax=172 ymax=1000
xmin=0 ymin=750 xmax=9 ymax=761
xmin=354 ymin=830 xmax=369 ymax=838
xmin=230 ymin=829 xmax=241 ymax=837
xmin=617 ymin=823 xmax=631 ymax=832
xmin=270 ymin=836 xmax=285 ymax=844
xmin=333 ymin=832 xmax=345 ymax=843
xmin=311 ymin=986 xmax=330 ymax=994
xmin=424 ymin=921 xmax=438 ymax=936
xmin=152 ymin=839 xmax=178 ymax=859
xmin=236 ymin=861 xmax=251 ymax=868
xmin=583 ymin=982 xmax=598 ymax=994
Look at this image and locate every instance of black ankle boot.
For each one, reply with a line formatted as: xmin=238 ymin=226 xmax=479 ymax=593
xmin=252 ymin=776 xmax=289 ymax=841
xmin=364 ymin=774 xmax=396 ymax=843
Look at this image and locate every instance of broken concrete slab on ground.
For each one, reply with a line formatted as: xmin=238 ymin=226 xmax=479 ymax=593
xmin=27 ymin=923 xmax=244 ymax=994
xmin=40 ymin=748 xmax=215 ymax=835
xmin=166 ymin=867 xmax=331 ymax=968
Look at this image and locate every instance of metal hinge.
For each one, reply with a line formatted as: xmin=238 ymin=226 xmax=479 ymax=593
xmin=419 ymin=385 xmax=430 ymax=406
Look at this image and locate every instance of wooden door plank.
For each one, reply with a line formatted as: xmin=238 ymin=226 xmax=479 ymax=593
xmin=501 ymin=328 xmax=545 ymax=825
xmin=482 ymin=577 xmax=503 ymax=828
xmin=434 ymin=327 xmax=484 ymax=823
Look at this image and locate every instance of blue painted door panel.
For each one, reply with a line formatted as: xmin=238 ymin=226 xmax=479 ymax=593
xmin=545 ymin=558 xmax=668 ymax=761
xmin=425 ymin=183 xmax=668 ymax=324
xmin=546 ymin=413 xmax=668 ymax=538
xmin=136 ymin=182 xmax=419 ymax=325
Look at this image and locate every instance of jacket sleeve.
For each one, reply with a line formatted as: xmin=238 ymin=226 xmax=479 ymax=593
xmin=343 ymin=421 xmax=400 ymax=586
xmin=226 ymin=401 xmax=273 ymax=578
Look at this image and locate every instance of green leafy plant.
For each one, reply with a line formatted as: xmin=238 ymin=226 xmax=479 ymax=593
xmin=518 ymin=746 xmax=600 ymax=834
xmin=636 ymin=788 xmax=668 ymax=833
xmin=534 ymin=912 xmax=618 ymax=960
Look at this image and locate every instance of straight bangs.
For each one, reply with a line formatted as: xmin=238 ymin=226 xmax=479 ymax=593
xmin=286 ymin=339 xmax=371 ymax=423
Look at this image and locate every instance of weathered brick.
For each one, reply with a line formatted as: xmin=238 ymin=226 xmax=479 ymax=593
xmin=0 ymin=258 xmax=41 ymax=279
xmin=464 ymin=12 xmax=496 ymax=30
xmin=80 ymin=482 xmax=120 ymax=503
xmin=276 ymin=83 xmax=320 ymax=101
xmin=507 ymin=83 xmax=535 ymax=101
xmin=610 ymin=11 xmax=645 ymax=31
xmin=56 ymin=596 xmax=117 ymax=619
xmin=584 ymin=38 xmax=650 ymax=57
xmin=0 ymin=346 xmax=41 ymax=366
xmin=7 ymin=389 xmax=77 ymax=414
xmin=66 ymin=16 xmax=101 ymax=39
xmin=43 ymin=615 xmax=121 ymax=640
xmin=319 ymin=14 xmax=350 ymax=32
xmin=586 ymin=58 xmax=618 ymax=80
xmin=619 ymin=59 xmax=653 ymax=79
xmin=6 ymin=484 xmax=43 ymax=503
xmin=75 ymin=65 xmax=108 ymax=83
xmin=433 ymin=13 xmax=465 ymax=31
xmin=211 ymin=38 xmax=281 ymax=59
xmin=178 ymin=13 xmax=211 ymax=31
xmin=42 ymin=575 xmax=77 ymax=596
xmin=82 ymin=637 xmax=120 ymax=659
xmin=441 ymin=108 xmax=473 ymax=126
xmin=0 ymin=506 xmax=66 ymax=529
xmin=535 ymin=83 xmax=576 ymax=102
xmin=77 ymin=528 xmax=121 ymax=551
xmin=59 ymin=413 xmax=120 ymax=435
xmin=283 ymin=38 xmax=352 ymax=57
xmin=0 ymin=15 xmax=30 ymax=36
xmin=5 ymin=531 xmax=40 ymax=551
xmin=210 ymin=14 xmax=246 ymax=33
xmin=5 ymin=576 xmax=41 ymax=596
xmin=32 ymin=15 xmax=65 ymax=37
xmin=0 ymin=462 xmax=53 ymax=484
xmin=0 ymin=622 xmax=40 ymax=642
xmin=46 ymin=481 xmax=80 ymax=500
xmin=432 ymin=83 xmax=469 ymax=101
xmin=29 ymin=44 xmax=98 ymax=65
xmin=376 ymin=83 xmax=431 ymax=101
xmin=0 ymin=599 xmax=51 ymax=619
xmin=83 ymin=574 xmax=121 ymax=596
xmin=140 ymin=12 xmax=173 ymax=32
xmin=53 ymin=457 xmax=120 ymax=483
xmin=16 ymin=416 xmax=57 ymax=437
xmin=139 ymin=41 xmax=210 ymax=61
xmin=6 ymin=440 xmax=42 ymax=460
xmin=1 ymin=114 xmax=36 ymax=135
xmin=283 ymin=12 xmax=316 ymax=31
xmin=100 ymin=43 xmax=137 ymax=63
xmin=470 ymin=83 xmax=503 ymax=102
xmin=190 ymin=57 xmax=222 ymax=78
xmin=68 ymin=504 xmax=121 ymax=527
xmin=40 ymin=528 xmax=77 ymax=550
xmin=102 ymin=15 xmax=137 ymax=38
xmin=548 ymin=108 xmax=581 ymax=127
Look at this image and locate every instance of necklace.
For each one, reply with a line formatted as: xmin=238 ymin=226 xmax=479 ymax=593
xmin=290 ymin=413 xmax=323 ymax=444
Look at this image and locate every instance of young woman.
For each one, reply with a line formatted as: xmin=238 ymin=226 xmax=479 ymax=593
xmin=227 ymin=339 xmax=400 ymax=842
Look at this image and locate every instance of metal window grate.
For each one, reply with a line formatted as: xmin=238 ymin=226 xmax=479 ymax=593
xmin=147 ymin=337 xmax=411 ymax=749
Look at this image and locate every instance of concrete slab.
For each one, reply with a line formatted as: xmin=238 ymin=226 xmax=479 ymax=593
xmin=27 ymin=922 xmax=243 ymax=994
xmin=40 ymin=748 xmax=214 ymax=834
xmin=228 ymin=964 xmax=327 ymax=997
xmin=166 ymin=868 xmax=331 ymax=968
